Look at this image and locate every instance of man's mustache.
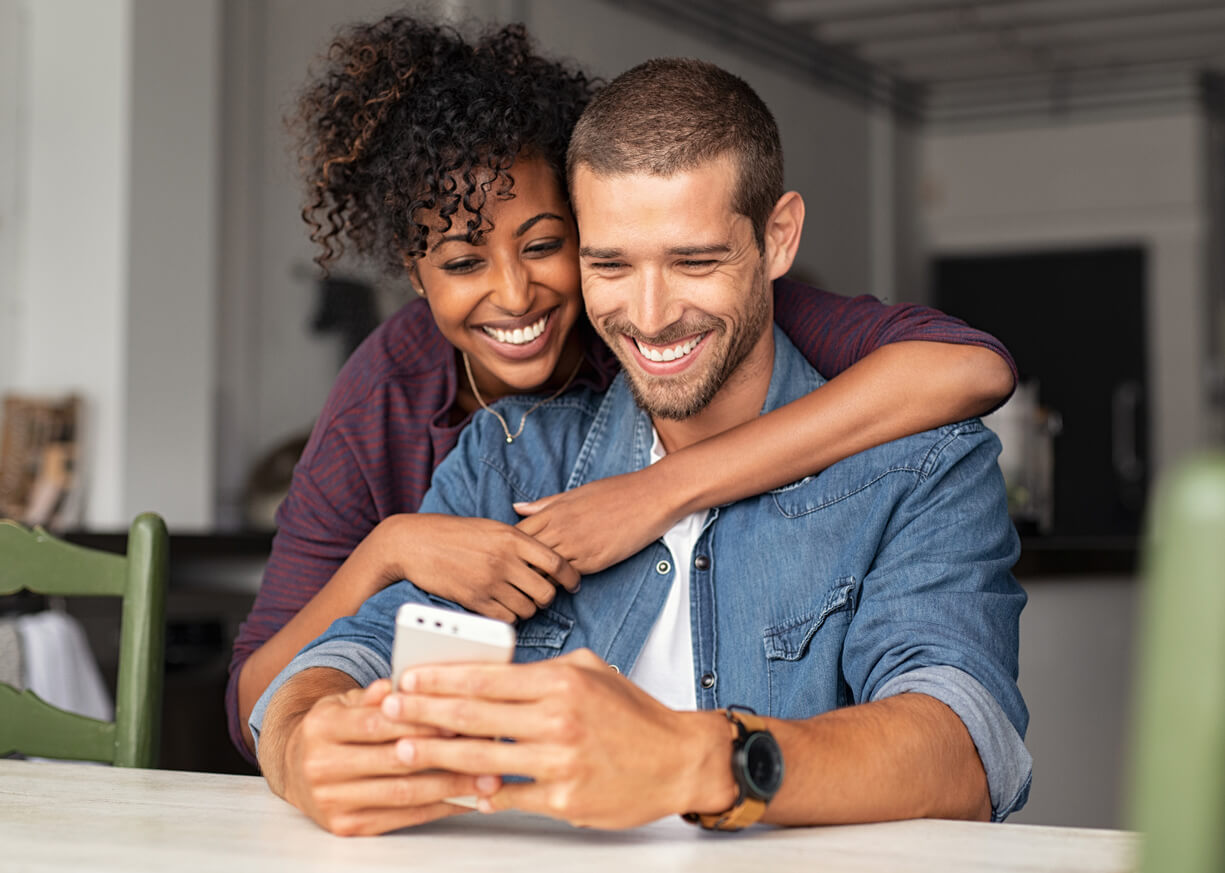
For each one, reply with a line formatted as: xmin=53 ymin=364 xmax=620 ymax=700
xmin=599 ymin=314 xmax=724 ymax=347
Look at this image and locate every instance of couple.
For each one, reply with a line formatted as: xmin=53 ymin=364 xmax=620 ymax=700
xmin=234 ymin=16 xmax=1029 ymax=836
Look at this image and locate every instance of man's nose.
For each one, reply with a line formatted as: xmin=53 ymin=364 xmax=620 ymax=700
xmin=489 ymin=258 xmax=532 ymax=315
xmin=627 ymin=268 xmax=680 ymax=339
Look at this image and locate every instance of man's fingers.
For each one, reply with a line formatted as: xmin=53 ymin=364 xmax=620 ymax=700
xmin=316 ymin=798 xmax=471 ymax=837
xmin=482 ymin=780 xmax=567 ymax=819
xmin=401 ymin=653 xmax=600 ymax=702
xmin=310 ymin=697 xmax=444 ymax=745
xmin=386 ymin=693 xmax=547 ymax=741
xmin=314 ymin=770 xmax=493 ymax=813
xmin=396 ymin=736 xmax=559 ymax=781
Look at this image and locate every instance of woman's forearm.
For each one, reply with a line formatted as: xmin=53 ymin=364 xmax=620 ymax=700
xmin=236 ymin=516 xmax=409 ymax=753
xmin=662 ymin=341 xmax=1014 ymax=517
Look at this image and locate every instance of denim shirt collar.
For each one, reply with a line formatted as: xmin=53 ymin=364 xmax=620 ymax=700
xmin=568 ymin=324 xmax=825 ymax=489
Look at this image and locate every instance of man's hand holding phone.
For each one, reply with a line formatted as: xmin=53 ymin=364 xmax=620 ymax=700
xmin=390 ymin=604 xmax=516 ymax=808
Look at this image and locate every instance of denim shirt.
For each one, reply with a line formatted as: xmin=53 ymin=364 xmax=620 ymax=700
xmin=252 ymin=326 xmax=1031 ymax=819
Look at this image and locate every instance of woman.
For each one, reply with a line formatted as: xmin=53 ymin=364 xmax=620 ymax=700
xmin=228 ymin=15 xmax=1016 ymax=760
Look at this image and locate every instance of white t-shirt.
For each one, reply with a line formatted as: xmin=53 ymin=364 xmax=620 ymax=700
xmin=626 ymin=429 xmax=707 ymax=711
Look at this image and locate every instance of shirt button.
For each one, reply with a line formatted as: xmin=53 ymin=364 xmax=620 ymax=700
xmin=694 ymin=555 xmax=710 ymax=570
xmin=700 ymin=672 xmax=716 ymax=689
xmin=656 ymin=560 xmax=671 ymax=574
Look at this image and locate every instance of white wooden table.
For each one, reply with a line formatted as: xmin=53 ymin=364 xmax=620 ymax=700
xmin=0 ymin=759 xmax=1139 ymax=873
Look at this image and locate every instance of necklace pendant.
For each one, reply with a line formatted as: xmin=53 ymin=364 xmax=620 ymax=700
xmin=506 ymin=435 xmax=514 ymax=444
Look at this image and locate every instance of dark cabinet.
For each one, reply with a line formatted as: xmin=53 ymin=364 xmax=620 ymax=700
xmin=934 ymin=246 xmax=1149 ymax=537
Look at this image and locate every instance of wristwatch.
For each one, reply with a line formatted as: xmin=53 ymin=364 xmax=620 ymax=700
xmin=683 ymin=705 xmax=784 ymax=831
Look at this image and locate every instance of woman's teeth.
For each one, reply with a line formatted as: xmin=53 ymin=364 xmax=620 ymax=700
xmin=483 ymin=314 xmax=548 ymax=345
xmin=635 ymin=334 xmax=703 ymax=363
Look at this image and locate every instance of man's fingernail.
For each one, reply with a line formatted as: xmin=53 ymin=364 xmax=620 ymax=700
xmin=382 ymin=695 xmax=401 ymax=717
xmin=396 ymin=739 xmax=415 ymax=763
xmin=400 ymin=672 xmax=417 ymax=692
xmin=477 ymin=798 xmax=494 ymax=814
xmin=475 ymin=775 xmax=500 ymax=793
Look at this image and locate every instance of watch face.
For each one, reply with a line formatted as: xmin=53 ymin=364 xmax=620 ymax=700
xmin=742 ymin=732 xmax=784 ymax=799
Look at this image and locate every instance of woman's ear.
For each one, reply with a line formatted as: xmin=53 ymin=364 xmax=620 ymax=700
xmin=763 ymin=191 xmax=805 ymax=281
xmin=405 ymin=260 xmax=426 ymax=299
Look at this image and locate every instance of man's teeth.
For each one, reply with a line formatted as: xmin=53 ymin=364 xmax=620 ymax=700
xmin=483 ymin=315 xmax=548 ymax=345
xmin=635 ymin=334 xmax=703 ymax=363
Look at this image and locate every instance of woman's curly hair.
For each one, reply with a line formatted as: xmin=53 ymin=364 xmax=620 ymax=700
xmin=290 ymin=15 xmax=599 ymax=274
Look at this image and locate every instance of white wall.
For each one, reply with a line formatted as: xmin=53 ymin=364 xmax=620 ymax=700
xmin=16 ymin=0 xmax=133 ymax=527
xmin=922 ymin=112 xmax=1210 ymax=477
xmin=123 ymin=0 xmax=221 ymax=527
xmin=0 ymin=0 xmax=24 ymax=400
xmin=9 ymin=0 xmax=221 ymax=529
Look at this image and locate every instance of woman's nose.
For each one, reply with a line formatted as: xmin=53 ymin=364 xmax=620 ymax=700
xmin=489 ymin=258 xmax=532 ymax=315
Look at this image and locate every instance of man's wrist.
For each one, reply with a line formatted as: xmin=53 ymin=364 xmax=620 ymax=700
xmin=676 ymin=709 xmax=740 ymax=816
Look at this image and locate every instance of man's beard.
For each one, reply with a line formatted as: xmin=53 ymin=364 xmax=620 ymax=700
xmin=598 ymin=265 xmax=772 ymax=421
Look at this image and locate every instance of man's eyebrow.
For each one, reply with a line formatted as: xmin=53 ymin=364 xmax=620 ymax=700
xmin=579 ymin=246 xmax=622 ymax=259
xmin=669 ymin=244 xmax=731 ymax=257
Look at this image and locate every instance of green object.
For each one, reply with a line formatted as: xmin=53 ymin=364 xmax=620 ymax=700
xmin=0 ymin=513 xmax=168 ymax=768
xmin=1130 ymin=453 xmax=1225 ymax=873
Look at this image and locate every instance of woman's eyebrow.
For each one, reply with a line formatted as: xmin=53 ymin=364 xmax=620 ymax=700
xmin=515 ymin=212 xmax=565 ymax=237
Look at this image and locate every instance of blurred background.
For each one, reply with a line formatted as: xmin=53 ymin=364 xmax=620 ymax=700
xmin=1 ymin=0 xmax=1223 ymax=830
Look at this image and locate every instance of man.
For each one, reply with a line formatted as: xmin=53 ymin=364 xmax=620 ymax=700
xmin=251 ymin=58 xmax=1030 ymax=836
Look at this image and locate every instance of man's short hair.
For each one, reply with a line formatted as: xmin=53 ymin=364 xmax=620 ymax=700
xmin=566 ymin=58 xmax=783 ymax=250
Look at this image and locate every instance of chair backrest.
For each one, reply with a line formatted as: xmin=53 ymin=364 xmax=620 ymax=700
xmin=1129 ymin=452 xmax=1225 ymax=873
xmin=0 ymin=512 xmax=168 ymax=767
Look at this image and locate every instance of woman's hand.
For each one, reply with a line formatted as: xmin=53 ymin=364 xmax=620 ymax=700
xmin=514 ymin=466 xmax=679 ymax=575
xmin=388 ymin=514 xmax=580 ymax=623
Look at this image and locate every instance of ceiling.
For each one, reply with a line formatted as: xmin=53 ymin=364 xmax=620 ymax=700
xmin=625 ymin=0 xmax=1225 ymax=124
xmin=754 ymin=0 xmax=1225 ymax=123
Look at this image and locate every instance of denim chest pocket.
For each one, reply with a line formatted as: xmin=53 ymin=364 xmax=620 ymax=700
xmin=762 ymin=577 xmax=858 ymax=717
xmin=514 ymin=607 xmax=574 ymax=664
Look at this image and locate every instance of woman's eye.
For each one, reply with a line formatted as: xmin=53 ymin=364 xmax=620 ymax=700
xmin=441 ymin=258 xmax=481 ymax=274
xmin=525 ymin=239 xmax=564 ymax=257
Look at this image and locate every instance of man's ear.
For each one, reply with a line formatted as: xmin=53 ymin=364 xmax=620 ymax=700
xmin=762 ymin=191 xmax=805 ymax=281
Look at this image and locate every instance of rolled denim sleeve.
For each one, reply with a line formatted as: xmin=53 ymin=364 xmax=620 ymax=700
xmin=873 ymin=665 xmax=1032 ymax=820
xmin=248 ymin=580 xmax=447 ymax=753
xmin=841 ymin=422 xmax=1031 ymax=818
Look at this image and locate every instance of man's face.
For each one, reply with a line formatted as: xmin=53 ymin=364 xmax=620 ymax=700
xmin=572 ymin=156 xmax=773 ymax=420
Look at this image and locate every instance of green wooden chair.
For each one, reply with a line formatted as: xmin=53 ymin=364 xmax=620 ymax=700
xmin=1129 ymin=452 xmax=1225 ymax=873
xmin=0 ymin=512 xmax=168 ymax=767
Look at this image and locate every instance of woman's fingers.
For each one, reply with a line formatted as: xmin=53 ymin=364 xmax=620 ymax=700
xmin=512 ymin=529 xmax=580 ymax=593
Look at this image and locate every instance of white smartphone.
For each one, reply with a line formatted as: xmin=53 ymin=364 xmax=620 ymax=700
xmin=391 ymin=603 xmax=516 ymax=688
xmin=390 ymin=604 xmax=516 ymax=810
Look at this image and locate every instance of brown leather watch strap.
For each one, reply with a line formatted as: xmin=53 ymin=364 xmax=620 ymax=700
xmin=683 ymin=709 xmax=772 ymax=831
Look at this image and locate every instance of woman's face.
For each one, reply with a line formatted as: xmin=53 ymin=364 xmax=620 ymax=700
xmin=414 ymin=155 xmax=584 ymax=403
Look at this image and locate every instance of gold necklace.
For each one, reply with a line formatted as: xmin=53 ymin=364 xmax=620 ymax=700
xmin=461 ymin=350 xmax=584 ymax=443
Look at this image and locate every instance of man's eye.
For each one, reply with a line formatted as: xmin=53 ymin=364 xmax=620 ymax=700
xmin=589 ymin=261 xmax=626 ymax=271
xmin=525 ymin=240 xmax=564 ymax=257
xmin=441 ymin=259 xmax=481 ymax=273
xmin=681 ymin=260 xmax=718 ymax=269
